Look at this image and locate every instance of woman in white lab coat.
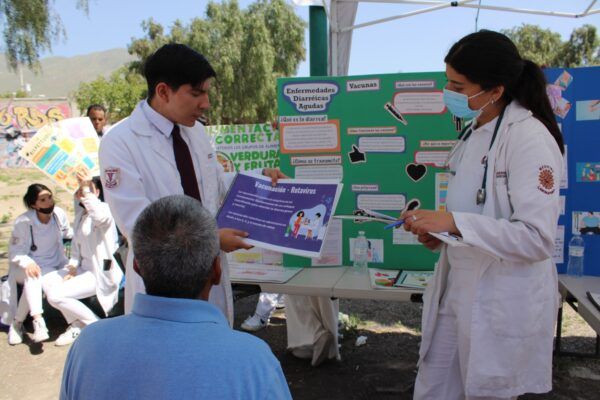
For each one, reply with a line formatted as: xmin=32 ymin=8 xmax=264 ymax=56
xmin=43 ymin=175 xmax=123 ymax=346
xmin=7 ymin=184 xmax=72 ymax=345
xmin=403 ymin=30 xmax=564 ymax=399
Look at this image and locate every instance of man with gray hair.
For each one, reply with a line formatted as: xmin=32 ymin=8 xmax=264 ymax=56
xmin=60 ymin=195 xmax=291 ymax=400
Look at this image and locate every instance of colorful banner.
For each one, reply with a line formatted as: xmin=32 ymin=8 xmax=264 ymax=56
xmin=206 ymin=123 xmax=280 ymax=172
xmin=216 ymin=172 xmax=342 ymax=258
xmin=545 ymin=66 xmax=600 ymax=276
xmin=18 ymin=117 xmax=99 ymax=193
xmin=0 ymin=99 xmax=71 ymax=168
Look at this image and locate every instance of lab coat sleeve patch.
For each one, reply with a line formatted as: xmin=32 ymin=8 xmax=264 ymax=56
xmin=103 ymin=167 xmax=120 ymax=189
xmin=537 ymin=165 xmax=555 ymax=194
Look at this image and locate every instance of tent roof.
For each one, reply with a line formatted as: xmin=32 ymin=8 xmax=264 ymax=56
xmin=325 ymin=0 xmax=599 ymax=74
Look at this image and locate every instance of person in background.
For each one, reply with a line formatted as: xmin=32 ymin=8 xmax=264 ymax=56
xmin=60 ymin=195 xmax=291 ymax=400
xmin=44 ymin=174 xmax=123 ymax=346
xmin=402 ymin=30 xmax=564 ymax=399
xmin=87 ymin=104 xmax=108 ymax=137
xmin=6 ymin=184 xmax=72 ymax=345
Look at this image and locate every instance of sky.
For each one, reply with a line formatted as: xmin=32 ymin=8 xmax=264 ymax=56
xmin=47 ymin=0 xmax=600 ymax=77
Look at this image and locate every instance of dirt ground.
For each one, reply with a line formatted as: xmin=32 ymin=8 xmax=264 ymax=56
xmin=1 ymin=169 xmax=599 ymax=400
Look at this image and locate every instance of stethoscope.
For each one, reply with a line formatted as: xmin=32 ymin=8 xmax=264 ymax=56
xmin=444 ymin=107 xmax=506 ymax=205
xmin=29 ymin=212 xmax=59 ymax=252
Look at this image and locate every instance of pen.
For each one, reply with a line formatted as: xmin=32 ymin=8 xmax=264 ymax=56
xmin=383 ymin=219 xmax=405 ymax=230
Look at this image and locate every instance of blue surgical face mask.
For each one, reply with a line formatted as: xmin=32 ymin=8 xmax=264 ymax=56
xmin=443 ymin=88 xmax=488 ymax=119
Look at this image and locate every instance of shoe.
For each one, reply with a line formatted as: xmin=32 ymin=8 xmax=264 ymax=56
xmin=55 ymin=325 xmax=81 ymax=346
xmin=275 ymin=299 xmax=285 ymax=310
xmin=241 ymin=314 xmax=267 ymax=332
xmin=32 ymin=318 xmax=49 ymax=343
xmin=8 ymin=321 xmax=24 ymax=345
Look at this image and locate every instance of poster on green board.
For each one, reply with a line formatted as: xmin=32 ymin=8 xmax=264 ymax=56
xmin=277 ymin=72 xmax=462 ymax=270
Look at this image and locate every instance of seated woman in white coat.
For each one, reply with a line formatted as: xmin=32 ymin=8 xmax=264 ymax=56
xmin=402 ymin=31 xmax=564 ymax=400
xmin=7 ymin=184 xmax=72 ymax=345
xmin=44 ymin=175 xmax=123 ymax=346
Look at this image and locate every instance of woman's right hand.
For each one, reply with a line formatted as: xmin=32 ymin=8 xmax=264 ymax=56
xmin=417 ymin=232 xmax=443 ymax=251
xmin=24 ymin=262 xmax=41 ymax=278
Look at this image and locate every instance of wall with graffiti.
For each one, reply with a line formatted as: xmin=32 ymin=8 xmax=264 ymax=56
xmin=0 ymin=99 xmax=71 ymax=168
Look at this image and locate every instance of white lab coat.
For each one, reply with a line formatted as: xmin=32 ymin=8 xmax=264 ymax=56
xmin=68 ymin=195 xmax=123 ymax=315
xmin=419 ymin=101 xmax=563 ymax=398
xmin=98 ymin=101 xmax=234 ymax=324
xmin=5 ymin=207 xmax=71 ymax=324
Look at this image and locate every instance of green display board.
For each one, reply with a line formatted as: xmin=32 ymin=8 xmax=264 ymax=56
xmin=277 ymin=72 xmax=461 ymax=270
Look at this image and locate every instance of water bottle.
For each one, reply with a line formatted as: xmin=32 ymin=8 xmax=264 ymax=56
xmin=353 ymin=231 xmax=369 ymax=272
xmin=567 ymin=233 xmax=585 ymax=277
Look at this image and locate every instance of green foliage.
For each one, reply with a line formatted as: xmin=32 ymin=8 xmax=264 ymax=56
xmin=127 ymin=0 xmax=306 ymax=124
xmin=1 ymin=212 xmax=11 ymax=224
xmin=73 ymin=67 xmax=146 ymax=122
xmin=502 ymin=24 xmax=600 ymax=67
xmin=0 ymin=0 xmax=88 ymax=71
xmin=0 ymin=89 xmax=27 ymax=98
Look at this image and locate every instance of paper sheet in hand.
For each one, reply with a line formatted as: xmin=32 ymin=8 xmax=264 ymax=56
xmin=229 ymin=263 xmax=303 ymax=283
xmin=216 ymin=172 xmax=343 ymax=258
xmin=333 ymin=208 xmax=396 ymax=224
xmin=428 ymin=232 xmax=471 ymax=248
xmin=18 ymin=117 xmax=100 ymax=193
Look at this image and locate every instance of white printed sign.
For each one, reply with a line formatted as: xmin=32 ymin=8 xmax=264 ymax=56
xmin=357 ymin=194 xmax=406 ymax=211
xmin=393 ymin=91 xmax=446 ymax=114
xmin=359 ymin=137 xmax=405 ymax=153
xmin=282 ymin=82 xmax=339 ymax=113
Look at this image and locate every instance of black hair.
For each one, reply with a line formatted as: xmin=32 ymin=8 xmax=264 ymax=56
xmin=445 ymin=30 xmax=564 ymax=154
xmin=86 ymin=104 xmax=106 ymax=116
xmin=91 ymin=176 xmax=104 ymax=202
xmin=143 ymin=43 xmax=216 ymax=101
xmin=23 ymin=183 xmax=52 ymax=209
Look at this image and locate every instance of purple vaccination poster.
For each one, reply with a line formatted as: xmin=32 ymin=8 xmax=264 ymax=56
xmin=216 ymin=172 xmax=342 ymax=258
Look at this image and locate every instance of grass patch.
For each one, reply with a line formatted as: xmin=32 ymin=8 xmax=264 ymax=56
xmin=0 ymin=213 xmax=11 ymax=224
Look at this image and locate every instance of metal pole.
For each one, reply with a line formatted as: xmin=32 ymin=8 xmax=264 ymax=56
xmin=309 ymin=5 xmax=328 ymax=77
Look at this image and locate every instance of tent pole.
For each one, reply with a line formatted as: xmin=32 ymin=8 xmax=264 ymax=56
xmin=309 ymin=5 xmax=329 ymax=76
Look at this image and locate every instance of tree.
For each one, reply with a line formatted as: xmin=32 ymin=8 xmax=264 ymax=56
xmin=127 ymin=0 xmax=306 ymax=124
xmin=0 ymin=0 xmax=88 ymax=71
xmin=73 ymin=67 xmax=146 ymax=122
xmin=502 ymin=24 xmax=600 ymax=68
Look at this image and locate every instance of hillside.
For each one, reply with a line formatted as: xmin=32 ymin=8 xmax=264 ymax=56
xmin=0 ymin=48 xmax=135 ymax=98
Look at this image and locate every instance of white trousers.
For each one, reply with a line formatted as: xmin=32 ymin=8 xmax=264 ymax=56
xmin=43 ymin=269 xmax=98 ymax=326
xmin=285 ymin=295 xmax=339 ymax=361
xmin=254 ymin=292 xmax=284 ymax=320
xmin=413 ymin=313 xmax=516 ymax=400
xmin=12 ymin=266 xmax=57 ymax=321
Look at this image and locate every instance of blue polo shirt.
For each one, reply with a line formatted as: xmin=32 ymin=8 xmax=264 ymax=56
xmin=60 ymin=294 xmax=291 ymax=400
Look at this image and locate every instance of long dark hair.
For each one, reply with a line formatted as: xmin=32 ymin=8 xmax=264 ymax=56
xmin=445 ymin=30 xmax=564 ymax=154
xmin=91 ymin=176 xmax=105 ymax=202
xmin=23 ymin=183 xmax=52 ymax=209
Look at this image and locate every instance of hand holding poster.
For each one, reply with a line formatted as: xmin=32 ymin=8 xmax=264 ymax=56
xmin=216 ymin=172 xmax=343 ymax=258
xmin=18 ymin=117 xmax=100 ymax=193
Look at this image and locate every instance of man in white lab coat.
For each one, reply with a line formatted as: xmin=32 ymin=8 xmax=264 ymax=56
xmin=99 ymin=44 xmax=283 ymax=324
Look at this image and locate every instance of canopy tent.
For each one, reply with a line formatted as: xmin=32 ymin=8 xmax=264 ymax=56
xmin=311 ymin=0 xmax=600 ymax=75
